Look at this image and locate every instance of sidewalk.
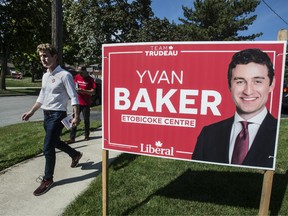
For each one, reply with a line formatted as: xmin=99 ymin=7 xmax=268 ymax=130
xmin=0 ymin=128 xmax=120 ymax=216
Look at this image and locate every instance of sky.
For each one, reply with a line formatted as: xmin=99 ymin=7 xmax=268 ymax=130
xmin=149 ymin=0 xmax=288 ymax=41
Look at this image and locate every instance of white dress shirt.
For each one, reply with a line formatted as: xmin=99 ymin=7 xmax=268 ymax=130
xmin=37 ymin=66 xmax=79 ymax=111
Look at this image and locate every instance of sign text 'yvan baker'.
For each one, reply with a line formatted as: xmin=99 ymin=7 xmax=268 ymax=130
xmin=114 ymin=69 xmax=222 ymax=116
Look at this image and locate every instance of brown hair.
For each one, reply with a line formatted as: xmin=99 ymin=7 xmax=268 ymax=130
xmin=37 ymin=43 xmax=58 ymax=56
xmin=227 ymin=48 xmax=274 ymax=88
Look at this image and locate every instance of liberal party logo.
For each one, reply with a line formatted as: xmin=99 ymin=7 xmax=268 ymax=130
xmin=145 ymin=45 xmax=178 ymax=57
xmin=140 ymin=140 xmax=174 ymax=156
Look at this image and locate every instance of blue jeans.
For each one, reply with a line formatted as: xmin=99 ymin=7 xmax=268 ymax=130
xmin=70 ymin=105 xmax=90 ymax=140
xmin=43 ymin=110 xmax=79 ymax=180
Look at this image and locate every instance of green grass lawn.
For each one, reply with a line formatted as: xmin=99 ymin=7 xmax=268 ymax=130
xmin=0 ymin=120 xmax=102 ymax=171
xmin=62 ymin=119 xmax=288 ymax=216
xmin=6 ymin=77 xmax=42 ymax=87
xmin=0 ymin=77 xmax=41 ymax=96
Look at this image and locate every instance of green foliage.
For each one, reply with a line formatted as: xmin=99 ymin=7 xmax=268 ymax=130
xmin=0 ymin=0 xmax=51 ymax=88
xmin=135 ymin=18 xmax=181 ymax=42
xmin=179 ymin=0 xmax=262 ymax=41
xmin=63 ymin=0 xmax=158 ymax=64
xmin=63 ymin=119 xmax=288 ymax=215
xmin=62 ymin=0 xmax=264 ymax=65
xmin=0 ymin=0 xmax=51 ymax=63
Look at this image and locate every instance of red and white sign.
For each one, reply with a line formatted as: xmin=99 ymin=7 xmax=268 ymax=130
xmin=102 ymin=42 xmax=286 ymax=167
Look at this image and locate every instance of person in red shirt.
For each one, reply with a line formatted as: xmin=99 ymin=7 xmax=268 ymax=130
xmin=66 ymin=66 xmax=96 ymax=144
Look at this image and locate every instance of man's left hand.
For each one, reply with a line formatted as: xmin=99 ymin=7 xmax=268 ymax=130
xmin=71 ymin=117 xmax=80 ymax=127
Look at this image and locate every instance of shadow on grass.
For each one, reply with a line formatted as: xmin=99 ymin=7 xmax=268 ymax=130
xmin=111 ymin=153 xmax=139 ymax=171
xmin=122 ymin=168 xmax=288 ymax=215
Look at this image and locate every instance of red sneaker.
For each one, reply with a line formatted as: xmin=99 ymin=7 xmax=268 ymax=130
xmin=71 ymin=152 xmax=83 ymax=168
xmin=33 ymin=178 xmax=54 ymax=196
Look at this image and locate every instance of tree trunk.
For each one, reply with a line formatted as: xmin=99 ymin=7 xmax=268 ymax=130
xmin=52 ymin=0 xmax=63 ymax=66
xmin=32 ymin=73 xmax=35 ymax=82
xmin=0 ymin=56 xmax=7 ymax=91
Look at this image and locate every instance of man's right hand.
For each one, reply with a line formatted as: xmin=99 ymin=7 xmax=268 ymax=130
xmin=21 ymin=102 xmax=41 ymax=121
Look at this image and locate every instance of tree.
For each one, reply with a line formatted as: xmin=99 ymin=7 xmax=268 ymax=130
xmin=0 ymin=0 xmax=51 ymax=89
xmin=135 ymin=18 xmax=181 ymax=42
xmin=179 ymin=0 xmax=262 ymax=41
xmin=63 ymin=0 xmax=147 ymax=64
xmin=62 ymin=0 xmax=179 ymax=64
xmin=63 ymin=0 xmax=106 ymax=64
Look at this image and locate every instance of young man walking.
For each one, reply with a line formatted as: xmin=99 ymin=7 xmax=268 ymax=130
xmin=22 ymin=43 xmax=83 ymax=196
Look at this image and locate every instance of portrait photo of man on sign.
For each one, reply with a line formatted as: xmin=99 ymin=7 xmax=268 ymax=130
xmin=192 ymin=48 xmax=277 ymax=169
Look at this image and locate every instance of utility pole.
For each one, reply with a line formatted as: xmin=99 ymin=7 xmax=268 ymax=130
xmin=52 ymin=0 xmax=63 ymax=65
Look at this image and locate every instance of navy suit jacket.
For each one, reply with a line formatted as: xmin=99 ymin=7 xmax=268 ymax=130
xmin=192 ymin=112 xmax=277 ymax=168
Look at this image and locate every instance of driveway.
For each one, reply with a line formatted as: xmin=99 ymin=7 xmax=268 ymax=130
xmin=0 ymin=96 xmax=101 ymax=127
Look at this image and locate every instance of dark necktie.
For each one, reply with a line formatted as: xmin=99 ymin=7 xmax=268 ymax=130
xmin=232 ymin=121 xmax=250 ymax=165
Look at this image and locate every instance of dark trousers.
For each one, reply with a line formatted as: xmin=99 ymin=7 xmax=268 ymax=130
xmin=70 ymin=105 xmax=90 ymax=140
xmin=43 ymin=110 xmax=79 ymax=180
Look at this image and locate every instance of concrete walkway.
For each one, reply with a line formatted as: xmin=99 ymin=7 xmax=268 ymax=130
xmin=0 ymin=128 xmax=120 ymax=216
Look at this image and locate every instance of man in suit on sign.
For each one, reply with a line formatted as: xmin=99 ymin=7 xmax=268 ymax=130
xmin=192 ymin=48 xmax=277 ymax=169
